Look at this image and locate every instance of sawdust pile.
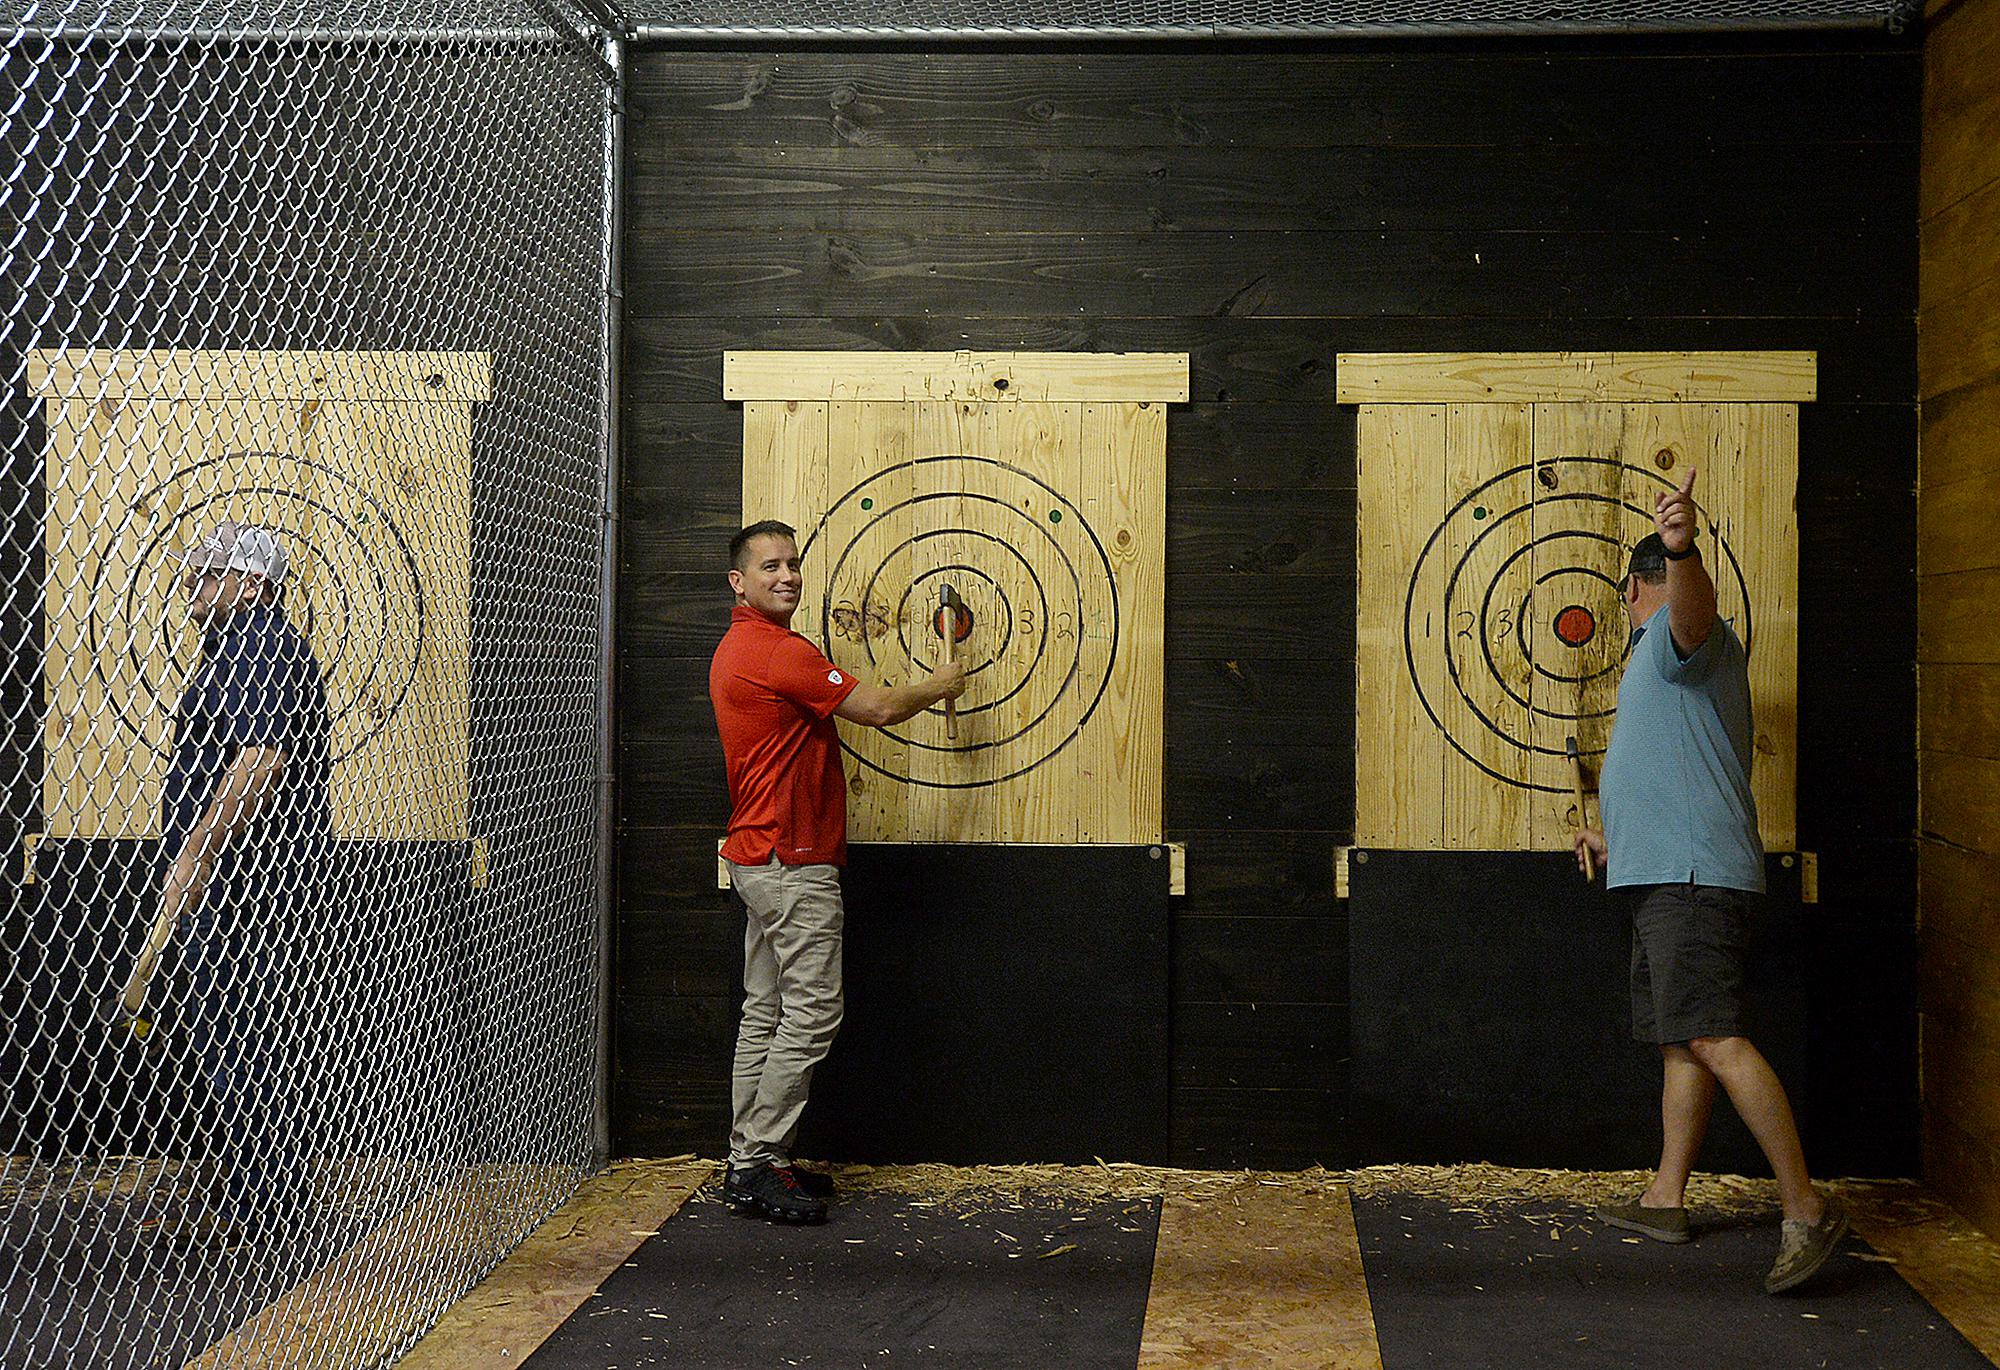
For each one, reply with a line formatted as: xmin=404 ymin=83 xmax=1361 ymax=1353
xmin=792 ymin=1158 xmax=1848 ymax=1219
xmin=7 ymin=1152 xmax=1957 ymax=1235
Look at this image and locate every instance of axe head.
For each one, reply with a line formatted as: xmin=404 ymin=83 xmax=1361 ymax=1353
xmin=94 ymin=995 xmax=153 ymax=1041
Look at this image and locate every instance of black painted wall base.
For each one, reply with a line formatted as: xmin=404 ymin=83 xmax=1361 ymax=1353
xmin=797 ymin=843 xmax=1172 ymax=1166
xmin=1349 ymin=851 xmax=1805 ymax=1175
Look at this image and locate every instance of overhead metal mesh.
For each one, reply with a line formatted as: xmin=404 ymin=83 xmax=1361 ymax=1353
xmin=624 ymin=0 xmax=1912 ymax=36
xmin=0 ymin=5 xmax=618 ymax=1368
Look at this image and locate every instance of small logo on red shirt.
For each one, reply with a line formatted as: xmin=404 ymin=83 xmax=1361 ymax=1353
xmin=828 ymin=670 xmax=844 ymax=685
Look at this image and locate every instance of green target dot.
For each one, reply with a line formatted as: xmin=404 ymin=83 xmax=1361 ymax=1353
xmin=1473 ymin=506 xmax=1488 ymax=520
xmin=1049 ymin=509 xmax=1062 ymax=523
xmin=860 ymin=497 xmax=873 ymax=510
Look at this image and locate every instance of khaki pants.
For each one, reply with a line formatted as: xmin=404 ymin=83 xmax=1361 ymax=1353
xmin=727 ymin=857 xmax=844 ymax=1169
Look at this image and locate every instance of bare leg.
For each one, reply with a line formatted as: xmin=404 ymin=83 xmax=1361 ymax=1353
xmin=1643 ymin=1043 xmax=1716 ymax=1208
xmin=1690 ymin=1034 xmax=1822 ymax=1223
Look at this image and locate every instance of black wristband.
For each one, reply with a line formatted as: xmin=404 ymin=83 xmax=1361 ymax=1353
xmin=1662 ymin=539 xmax=1700 ymax=561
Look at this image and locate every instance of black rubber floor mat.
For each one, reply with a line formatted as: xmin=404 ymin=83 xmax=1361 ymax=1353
xmin=523 ymin=1185 xmax=1161 ymax=1369
xmin=1352 ymin=1194 xmax=1990 ymax=1369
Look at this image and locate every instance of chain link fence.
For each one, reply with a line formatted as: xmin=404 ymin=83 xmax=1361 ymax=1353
xmin=1 ymin=4 xmax=621 ymax=1367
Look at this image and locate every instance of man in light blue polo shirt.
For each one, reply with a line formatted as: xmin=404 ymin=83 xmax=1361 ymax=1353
xmin=1576 ymin=469 xmax=1847 ymax=1295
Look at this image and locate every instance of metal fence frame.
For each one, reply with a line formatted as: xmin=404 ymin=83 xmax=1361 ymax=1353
xmin=619 ymin=0 xmax=1914 ymax=38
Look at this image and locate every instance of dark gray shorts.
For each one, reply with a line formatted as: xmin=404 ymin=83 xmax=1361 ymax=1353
xmin=1628 ymin=882 xmax=1761 ymax=1045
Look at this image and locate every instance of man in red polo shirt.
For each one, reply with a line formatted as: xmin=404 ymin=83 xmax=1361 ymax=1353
xmin=711 ymin=519 xmax=966 ymax=1224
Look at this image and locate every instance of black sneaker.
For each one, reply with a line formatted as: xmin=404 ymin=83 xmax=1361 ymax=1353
xmin=724 ymin=1163 xmax=827 ymax=1224
xmin=784 ymin=1165 xmax=835 ymax=1200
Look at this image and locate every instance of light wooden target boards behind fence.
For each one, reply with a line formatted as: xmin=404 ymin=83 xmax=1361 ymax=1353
xmin=726 ymin=351 xmax=1185 ymax=845
xmin=1341 ymin=352 xmax=1811 ymax=854
xmin=29 ymin=348 xmax=486 ymax=844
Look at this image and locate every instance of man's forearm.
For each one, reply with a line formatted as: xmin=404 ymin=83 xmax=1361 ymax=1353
xmin=125 ymin=749 xmax=282 ymax=1008
xmin=123 ymin=843 xmax=214 ymax=1010
xmin=1667 ymin=547 xmax=1717 ymax=607
xmin=1667 ymin=547 xmax=1718 ymax=644
xmin=875 ymin=678 xmax=954 ymax=726
xmin=155 ymin=845 xmax=215 ymax=939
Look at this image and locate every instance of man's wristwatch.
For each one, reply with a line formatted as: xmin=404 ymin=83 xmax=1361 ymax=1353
xmin=1662 ymin=537 xmax=1700 ymax=561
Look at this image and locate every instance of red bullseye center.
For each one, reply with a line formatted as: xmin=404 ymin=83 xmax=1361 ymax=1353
xmin=933 ymin=604 xmax=973 ymax=643
xmin=1554 ymin=604 xmax=1597 ymax=648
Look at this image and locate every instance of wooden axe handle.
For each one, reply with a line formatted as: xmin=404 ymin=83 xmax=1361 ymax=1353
xmin=941 ymin=585 xmax=958 ymax=741
xmin=1567 ymin=735 xmax=1594 ymax=882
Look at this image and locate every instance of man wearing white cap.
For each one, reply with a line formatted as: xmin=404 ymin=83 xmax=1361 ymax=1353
xmin=141 ymin=520 xmax=332 ymax=1240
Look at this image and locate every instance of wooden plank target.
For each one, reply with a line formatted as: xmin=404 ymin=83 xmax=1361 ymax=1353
xmin=730 ymin=351 xmax=1182 ymax=846
xmin=1346 ymin=352 xmax=1804 ymax=854
xmin=31 ymin=348 xmax=486 ymax=842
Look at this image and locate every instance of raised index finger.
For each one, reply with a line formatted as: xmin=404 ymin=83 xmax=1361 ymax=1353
xmin=1678 ymin=466 xmax=1698 ymax=497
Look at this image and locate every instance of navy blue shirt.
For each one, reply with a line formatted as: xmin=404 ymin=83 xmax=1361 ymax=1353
xmin=1597 ymin=606 xmax=1765 ymax=894
xmin=162 ymin=603 xmax=332 ymax=861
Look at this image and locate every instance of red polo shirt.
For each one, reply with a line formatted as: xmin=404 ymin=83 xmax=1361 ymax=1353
xmin=710 ymin=605 xmax=860 ymax=867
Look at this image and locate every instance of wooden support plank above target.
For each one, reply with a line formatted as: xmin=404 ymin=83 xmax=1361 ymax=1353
xmin=724 ymin=350 xmax=1189 ymax=403
xmin=732 ymin=351 xmax=1182 ymax=846
xmin=1342 ymin=352 xmax=1806 ymax=855
xmin=29 ymin=348 xmax=484 ymax=843
xmin=29 ymin=348 xmax=492 ymax=402
xmin=1335 ymin=351 xmax=1817 ymax=406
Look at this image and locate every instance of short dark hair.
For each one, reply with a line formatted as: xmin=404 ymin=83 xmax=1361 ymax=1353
xmin=1625 ymin=532 xmax=1669 ymax=588
xmin=730 ymin=520 xmax=797 ymax=569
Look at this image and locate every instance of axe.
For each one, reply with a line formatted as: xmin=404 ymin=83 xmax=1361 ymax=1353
xmin=940 ymin=583 xmax=962 ymax=740
xmin=1566 ymin=734 xmax=1594 ymax=882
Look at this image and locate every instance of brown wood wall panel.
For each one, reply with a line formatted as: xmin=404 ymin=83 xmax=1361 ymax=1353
xmin=1922 ymin=753 xmax=2000 ymax=879
xmin=1920 ymin=371 xmax=2000 ymax=486
xmin=616 ymin=37 xmax=1920 ymax=1170
xmin=1921 ymin=925 xmax=2000 ymax=1053
xmin=1920 ymin=0 xmax=2000 ymax=1230
xmin=1921 ymin=0 xmax=2000 ymax=219
xmin=1920 ymin=471 xmax=2000 ymax=577
xmin=1920 ymin=174 xmax=2000 ymax=312
xmin=1919 ymin=569 xmax=2000 ymax=664
xmin=1924 ymin=1112 xmax=2000 ymax=1243
xmin=1918 ymin=274 xmax=2000 ymax=400
xmin=1920 ymin=840 xmax=2000 ymax=951
xmin=1921 ymin=664 xmax=2000 ymax=759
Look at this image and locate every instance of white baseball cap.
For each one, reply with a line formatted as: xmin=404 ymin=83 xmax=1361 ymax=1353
xmin=182 ymin=520 xmax=289 ymax=586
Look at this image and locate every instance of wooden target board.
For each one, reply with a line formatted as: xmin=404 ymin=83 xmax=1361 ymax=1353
xmin=1340 ymin=352 xmax=1812 ymax=854
xmin=726 ymin=351 xmax=1185 ymax=845
xmin=29 ymin=348 xmax=487 ymax=842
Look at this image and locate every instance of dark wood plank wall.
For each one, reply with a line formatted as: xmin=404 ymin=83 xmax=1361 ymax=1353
xmin=615 ymin=35 xmax=1922 ymax=1170
xmin=1918 ymin=0 xmax=2000 ymax=1237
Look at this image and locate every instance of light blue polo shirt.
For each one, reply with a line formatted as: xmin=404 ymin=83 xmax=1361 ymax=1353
xmin=1597 ymin=605 xmax=1765 ymax=894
